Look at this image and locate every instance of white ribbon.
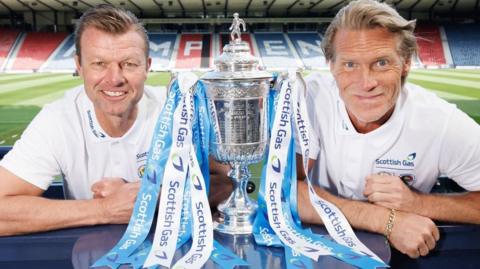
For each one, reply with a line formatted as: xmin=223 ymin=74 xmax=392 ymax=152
xmin=172 ymin=148 xmax=214 ymax=269
xmin=290 ymin=70 xmax=383 ymax=262
xmin=265 ymin=74 xmax=331 ymax=261
xmin=144 ymin=73 xmax=197 ymax=268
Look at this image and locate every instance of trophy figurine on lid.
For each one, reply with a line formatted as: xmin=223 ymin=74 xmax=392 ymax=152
xmin=201 ymin=13 xmax=272 ymax=234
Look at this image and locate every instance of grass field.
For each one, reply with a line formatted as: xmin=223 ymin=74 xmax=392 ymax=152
xmin=0 ymin=69 xmax=479 ymax=146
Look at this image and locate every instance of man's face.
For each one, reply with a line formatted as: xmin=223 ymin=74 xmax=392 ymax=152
xmin=75 ymin=27 xmax=151 ymax=119
xmin=330 ymin=27 xmax=410 ymax=132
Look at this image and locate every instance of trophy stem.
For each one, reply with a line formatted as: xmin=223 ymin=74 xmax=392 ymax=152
xmin=215 ymin=163 xmax=258 ymax=234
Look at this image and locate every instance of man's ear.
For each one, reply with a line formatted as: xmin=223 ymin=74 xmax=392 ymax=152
xmin=74 ymin=55 xmax=83 ymax=78
xmin=329 ymin=60 xmax=333 ymax=72
xmin=402 ymin=57 xmax=412 ymax=77
xmin=146 ymin=57 xmax=152 ymax=72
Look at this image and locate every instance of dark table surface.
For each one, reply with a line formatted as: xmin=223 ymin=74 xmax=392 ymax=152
xmin=390 ymin=223 xmax=480 ymax=269
xmin=1 ymin=222 xmax=479 ymax=269
xmin=0 ymin=224 xmax=390 ymax=269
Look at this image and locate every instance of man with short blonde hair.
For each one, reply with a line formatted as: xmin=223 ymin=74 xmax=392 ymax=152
xmin=74 ymin=4 xmax=150 ymax=60
xmin=0 ymin=4 xmax=230 ymax=236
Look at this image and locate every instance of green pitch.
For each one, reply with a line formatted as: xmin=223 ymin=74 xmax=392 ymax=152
xmin=0 ymin=69 xmax=479 ymax=147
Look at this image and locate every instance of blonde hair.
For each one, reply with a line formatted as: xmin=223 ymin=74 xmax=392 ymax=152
xmin=74 ymin=4 xmax=149 ymax=62
xmin=322 ymin=0 xmax=416 ymax=62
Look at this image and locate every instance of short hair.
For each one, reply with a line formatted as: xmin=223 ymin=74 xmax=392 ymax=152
xmin=322 ymin=0 xmax=417 ymax=62
xmin=74 ymin=4 xmax=149 ymax=62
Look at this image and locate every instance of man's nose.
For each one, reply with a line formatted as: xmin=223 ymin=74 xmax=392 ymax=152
xmin=105 ymin=63 xmax=126 ymax=86
xmin=358 ymin=68 xmax=378 ymax=91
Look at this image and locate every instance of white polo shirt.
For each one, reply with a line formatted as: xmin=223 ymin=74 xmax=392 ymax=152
xmin=303 ymin=73 xmax=480 ymax=200
xmin=0 ymin=86 xmax=166 ymax=200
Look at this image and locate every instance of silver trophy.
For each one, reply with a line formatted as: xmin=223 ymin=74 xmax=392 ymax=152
xmin=201 ymin=14 xmax=272 ymax=234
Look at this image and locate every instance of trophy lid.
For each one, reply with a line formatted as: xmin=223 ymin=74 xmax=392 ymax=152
xmin=202 ymin=15 xmax=272 ymax=81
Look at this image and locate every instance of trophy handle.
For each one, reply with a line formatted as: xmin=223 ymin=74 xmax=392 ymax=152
xmin=215 ymin=163 xmax=258 ymax=234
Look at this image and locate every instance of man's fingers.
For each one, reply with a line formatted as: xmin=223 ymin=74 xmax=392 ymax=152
xmin=418 ymin=243 xmax=430 ymax=256
xmin=406 ymin=249 xmax=420 ymax=259
xmin=364 ymin=183 xmax=397 ymax=197
xmin=366 ymin=174 xmax=392 ymax=184
xmin=91 ymin=181 xmax=103 ymax=192
xmin=432 ymin=226 xmax=440 ymax=241
xmin=425 ymin=235 xmax=436 ymax=251
xmin=366 ymin=192 xmax=394 ymax=204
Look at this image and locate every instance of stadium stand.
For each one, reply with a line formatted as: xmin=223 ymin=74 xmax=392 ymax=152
xmin=415 ymin=25 xmax=447 ymax=66
xmin=149 ymin=33 xmax=177 ymax=71
xmin=0 ymin=28 xmax=20 ymax=71
xmin=444 ymin=24 xmax=480 ymax=66
xmin=41 ymin=34 xmax=75 ymax=72
xmin=288 ymin=32 xmax=327 ymax=69
xmin=2 ymin=22 xmax=480 ymax=73
xmin=10 ymin=32 xmax=68 ymax=71
xmin=254 ymin=33 xmax=300 ymax=69
xmin=175 ymin=34 xmax=213 ymax=69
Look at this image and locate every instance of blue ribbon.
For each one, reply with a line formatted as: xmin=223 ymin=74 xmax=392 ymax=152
xmin=93 ymin=82 xmax=181 ymax=268
xmin=284 ymin=245 xmax=313 ymax=269
xmin=210 ymin=240 xmax=249 ymax=269
xmin=116 ymin=240 xmax=152 ymax=269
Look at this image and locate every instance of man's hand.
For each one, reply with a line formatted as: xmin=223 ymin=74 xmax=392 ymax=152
xmin=389 ymin=211 xmax=439 ymax=258
xmin=364 ymin=174 xmax=420 ymax=212
xmin=208 ymin=159 xmax=232 ymax=208
xmin=91 ymin=177 xmax=127 ymax=199
xmin=92 ymin=178 xmax=140 ymax=224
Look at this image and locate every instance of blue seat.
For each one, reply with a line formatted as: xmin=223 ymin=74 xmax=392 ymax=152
xmin=444 ymin=24 xmax=480 ymax=66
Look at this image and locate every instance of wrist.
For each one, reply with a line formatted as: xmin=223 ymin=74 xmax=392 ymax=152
xmin=384 ymin=208 xmax=396 ymax=240
xmin=94 ymin=198 xmax=110 ymax=225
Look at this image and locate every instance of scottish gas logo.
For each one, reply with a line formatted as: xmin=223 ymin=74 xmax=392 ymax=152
xmin=172 ymin=153 xmax=184 ymax=171
xmin=375 ymin=152 xmax=416 ymax=168
xmin=270 ymin=155 xmax=281 ymax=173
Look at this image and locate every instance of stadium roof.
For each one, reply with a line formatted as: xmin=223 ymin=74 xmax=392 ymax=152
xmin=0 ymin=0 xmax=478 ymax=20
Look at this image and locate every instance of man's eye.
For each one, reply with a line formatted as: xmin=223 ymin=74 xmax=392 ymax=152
xmin=93 ymin=62 xmax=105 ymax=67
xmin=344 ymin=62 xmax=355 ymax=69
xmin=122 ymin=62 xmax=139 ymax=68
xmin=377 ymin=59 xmax=388 ymax=67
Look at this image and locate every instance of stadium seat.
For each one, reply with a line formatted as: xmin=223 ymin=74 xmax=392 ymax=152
xmin=254 ymin=33 xmax=299 ymax=69
xmin=415 ymin=25 xmax=446 ymax=66
xmin=444 ymin=24 xmax=480 ymax=66
xmin=41 ymin=34 xmax=75 ymax=71
xmin=11 ymin=32 xmax=68 ymax=71
xmin=288 ymin=32 xmax=327 ymax=69
xmin=175 ymin=34 xmax=213 ymax=69
xmin=0 ymin=28 xmax=20 ymax=70
xmin=149 ymin=33 xmax=177 ymax=71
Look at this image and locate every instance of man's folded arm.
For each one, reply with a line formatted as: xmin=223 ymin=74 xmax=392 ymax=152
xmin=0 ymin=166 xmax=134 ymax=236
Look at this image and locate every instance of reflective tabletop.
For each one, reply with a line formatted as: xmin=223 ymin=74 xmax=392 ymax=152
xmin=0 ymin=224 xmax=390 ymax=269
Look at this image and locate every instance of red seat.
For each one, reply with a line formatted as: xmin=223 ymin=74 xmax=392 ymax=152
xmin=415 ymin=25 xmax=446 ymax=65
xmin=12 ymin=32 xmax=68 ymax=71
xmin=0 ymin=28 xmax=20 ymax=68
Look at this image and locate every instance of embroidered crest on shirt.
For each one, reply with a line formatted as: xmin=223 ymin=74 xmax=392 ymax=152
xmin=136 ymin=151 xmax=148 ymax=178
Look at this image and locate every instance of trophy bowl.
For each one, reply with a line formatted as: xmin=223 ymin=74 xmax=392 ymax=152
xmin=201 ymin=26 xmax=272 ymax=234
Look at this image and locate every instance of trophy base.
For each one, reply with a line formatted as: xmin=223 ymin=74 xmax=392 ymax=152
xmin=214 ymin=206 xmax=257 ymax=235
